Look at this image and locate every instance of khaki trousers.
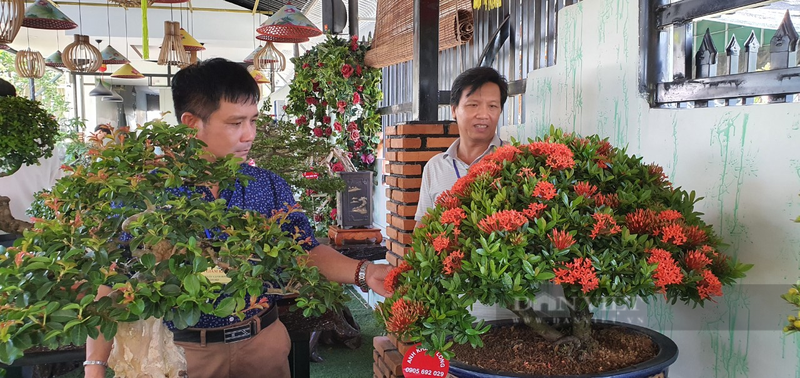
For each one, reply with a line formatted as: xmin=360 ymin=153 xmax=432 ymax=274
xmin=175 ymin=319 xmax=292 ymax=378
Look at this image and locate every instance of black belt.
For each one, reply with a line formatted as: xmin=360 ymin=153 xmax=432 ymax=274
xmin=171 ymin=306 xmax=278 ymax=344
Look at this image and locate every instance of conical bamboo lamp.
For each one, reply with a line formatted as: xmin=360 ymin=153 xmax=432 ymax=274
xmin=157 ymin=21 xmax=189 ymax=67
xmin=111 ymin=63 xmax=144 ymax=79
xmin=22 ymin=0 xmax=77 ymax=30
xmin=45 ymin=50 xmax=66 ymax=68
xmin=100 ymin=45 xmax=129 ymax=65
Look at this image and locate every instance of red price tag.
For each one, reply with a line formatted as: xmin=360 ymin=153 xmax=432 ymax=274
xmin=303 ymin=171 xmax=319 ymax=179
xmin=401 ymin=343 xmax=449 ymax=378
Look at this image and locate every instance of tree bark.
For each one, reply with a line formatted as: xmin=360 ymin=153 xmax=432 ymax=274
xmin=108 ymin=318 xmax=188 ymax=378
xmin=510 ymin=305 xmax=564 ymax=342
xmin=0 ymin=196 xmax=32 ymax=235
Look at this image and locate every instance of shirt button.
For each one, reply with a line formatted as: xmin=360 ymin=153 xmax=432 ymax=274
xmin=229 ymin=317 xmax=235 ymax=322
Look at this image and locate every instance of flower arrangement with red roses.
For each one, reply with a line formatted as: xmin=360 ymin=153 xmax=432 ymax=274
xmin=285 ymin=34 xmax=382 ymax=234
xmin=378 ymin=127 xmax=752 ymax=360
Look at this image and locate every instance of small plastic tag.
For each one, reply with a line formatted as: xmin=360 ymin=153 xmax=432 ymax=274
xmin=200 ymin=267 xmax=231 ymax=284
xmin=401 ymin=343 xmax=449 ymax=378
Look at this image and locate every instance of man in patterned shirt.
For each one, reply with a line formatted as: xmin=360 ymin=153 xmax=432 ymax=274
xmin=84 ymin=58 xmax=391 ymax=378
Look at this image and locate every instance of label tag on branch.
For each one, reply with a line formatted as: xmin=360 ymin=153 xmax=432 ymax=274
xmin=303 ymin=171 xmax=319 ymax=179
xmin=402 ymin=343 xmax=449 ymax=378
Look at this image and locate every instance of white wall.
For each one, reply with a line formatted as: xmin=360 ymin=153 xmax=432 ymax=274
xmin=510 ymin=1 xmax=800 ymax=377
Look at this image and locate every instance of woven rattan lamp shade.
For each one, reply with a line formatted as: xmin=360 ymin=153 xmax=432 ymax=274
xmin=0 ymin=0 xmax=24 ymax=44
xmin=253 ymin=42 xmax=285 ymax=73
xmin=63 ymin=34 xmax=103 ymax=72
xmin=256 ymin=33 xmax=308 ymax=43
xmin=364 ymin=0 xmax=473 ymax=68
xmin=158 ymin=21 xmax=189 ymax=67
xmin=15 ymin=49 xmax=45 ymax=78
xmin=256 ymin=3 xmax=321 ymax=39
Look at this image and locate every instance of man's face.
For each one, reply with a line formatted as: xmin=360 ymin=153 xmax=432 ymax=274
xmin=186 ymin=100 xmax=259 ymax=160
xmin=451 ymin=82 xmax=502 ymax=146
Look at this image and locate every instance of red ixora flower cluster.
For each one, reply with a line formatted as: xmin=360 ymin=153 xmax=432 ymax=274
xmin=442 ymin=250 xmax=465 ymax=275
xmin=524 ymin=141 xmax=576 ymax=170
xmin=548 ymin=229 xmax=576 ymax=250
xmin=590 ymin=213 xmax=621 ymax=239
xmin=647 ymin=248 xmax=684 ymax=292
xmin=440 ymin=208 xmax=467 ymax=227
xmin=433 ymin=233 xmax=451 ymax=254
xmin=478 ymin=210 xmax=528 ymax=233
xmin=385 ymin=298 xmax=426 ymax=333
xmin=384 ymin=261 xmax=413 ymax=294
xmin=553 ymin=257 xmax=599 ymax=293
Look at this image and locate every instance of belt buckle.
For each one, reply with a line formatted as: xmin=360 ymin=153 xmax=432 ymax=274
xmin=223 ymin=323 xmax=252 ymax=343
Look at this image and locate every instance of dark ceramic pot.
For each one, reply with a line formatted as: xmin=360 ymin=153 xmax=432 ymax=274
xmin=448 ymin=319 xmax=678 ymax=378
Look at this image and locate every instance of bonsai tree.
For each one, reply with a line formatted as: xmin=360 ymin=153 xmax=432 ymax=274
xmin=285 ymin=34 xmax=382 ymax=234
xmin=0 ymin=96 xmax=60 ymax=177
xmin=378 ymin=128 xmax=752 ymax=361
xmin=250 ymin=101 xmax=346 ymax=234
xmin=0 ymin=121 xmax=347 ymax=373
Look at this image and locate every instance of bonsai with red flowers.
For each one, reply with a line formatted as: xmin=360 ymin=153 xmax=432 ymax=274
xmin=378 ymin=127 xmax=751 ymax=374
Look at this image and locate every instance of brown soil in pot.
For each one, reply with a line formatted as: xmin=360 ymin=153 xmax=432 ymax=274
xmin=450 ymin=324 xmax=658 ymax=376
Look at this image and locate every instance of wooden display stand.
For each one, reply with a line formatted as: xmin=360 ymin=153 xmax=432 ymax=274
xmin=328 ymin=225 xmax=383 ymax=246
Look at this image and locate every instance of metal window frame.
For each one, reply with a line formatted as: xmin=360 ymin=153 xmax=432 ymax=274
xmin=641 ymin=0 xmax=795 ymax=107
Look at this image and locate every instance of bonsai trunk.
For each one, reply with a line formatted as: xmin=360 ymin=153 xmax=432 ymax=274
xmin=0 ymin=196 xmax=33 ymax=235
xmin=108 ymin=317 xmax=188 ymax=378
xmin=509 ymin=298 xmax=598 ymax=360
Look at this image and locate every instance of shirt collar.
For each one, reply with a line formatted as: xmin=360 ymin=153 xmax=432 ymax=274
xmin=443 ymin=134 xmax=504 ymax=161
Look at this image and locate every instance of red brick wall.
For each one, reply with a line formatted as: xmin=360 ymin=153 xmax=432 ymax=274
xmin=382 ymin=122 xmax=458 ymax=266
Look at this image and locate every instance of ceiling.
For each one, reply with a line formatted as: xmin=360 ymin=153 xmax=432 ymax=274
xmin=3 ymin=0 xmax=377 ymax=90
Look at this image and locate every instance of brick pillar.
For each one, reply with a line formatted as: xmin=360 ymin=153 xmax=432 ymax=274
xmin=383 ymin=122 xmax=458 ymax=266
xmin=375 ymin=121 xmax=458 ymax=378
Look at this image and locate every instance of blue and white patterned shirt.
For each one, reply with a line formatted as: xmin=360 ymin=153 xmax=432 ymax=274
xmin=168 ymin=164 xmax=319 ymax=329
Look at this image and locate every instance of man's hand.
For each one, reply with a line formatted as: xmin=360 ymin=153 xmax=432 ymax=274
xmin=365 ymin=263 xmax=393 ymax=297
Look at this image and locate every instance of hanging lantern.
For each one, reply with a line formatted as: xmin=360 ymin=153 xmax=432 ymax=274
xmin=63 ymin=34 xmax=103 ymax=72
xmin=179 ymin=28 xmax=204 ymax=51
xmin=256 ymin=34 xmax=309 ymax=44
xmin=243 ymin=45 xmax=262 ymax=64
xmin=111 ymin=63 xmax=144 ymax=79
xmin=250 ymin=69 xmax=270 ymax=84
xmin=89 ymin=79 xmax=113 ymax=97
xmin=100 ymin=45 xmax=129 ymax=65
xmin=22 ymin=0 xmax=77 ymax=30
xmin=102 ymin=89 xmax=123 ymax=102
xmin=253 ymin=42 xmax=285 ymax=73
xmin=152 ymin=0 xmax=188 ymax=3
xmin=0 ymin=0 xmax=24 ymax=44
xmin=157 ymin=21 xmax=189 ymax=67
xmin=45 ymin=50 xmax=65 ymax=68
xmin=15 ymin=49 xmax=45 ymax=79
xmin=256 ymin=3 xmax=322 ymax=40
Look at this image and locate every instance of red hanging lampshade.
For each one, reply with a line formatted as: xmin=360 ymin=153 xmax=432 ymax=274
xmin=256 ymin=3 xmax=321 ymax=39
xmin=256 ymin=34 xmax=309 ymax=44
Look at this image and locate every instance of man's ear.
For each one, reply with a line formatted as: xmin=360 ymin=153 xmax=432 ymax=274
xmin=181 ymin=112 xmax=202 ymax=131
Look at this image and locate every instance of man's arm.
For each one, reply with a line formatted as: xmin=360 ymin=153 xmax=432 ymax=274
xmin=85 ymin=285 xmax=114 ymax=378
xmin=305 ymin=244 xmax=392 ymax=297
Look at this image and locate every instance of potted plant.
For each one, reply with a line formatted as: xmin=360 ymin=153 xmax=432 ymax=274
xmin=0 ymin=96 xmax=60 ymax=177
xmin=0 ymin=121 xmax=347 ymax=376
xmin=782 ymin=199 xmax=800 ymax=335
xmin=378 ymin=128 xmax=752 ymax=377
xmin=285 ymin=34 xmax=382 ymax=235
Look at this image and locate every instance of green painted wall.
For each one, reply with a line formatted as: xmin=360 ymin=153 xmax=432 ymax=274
xmin=512 ymin=0 xmax=800 ymax=376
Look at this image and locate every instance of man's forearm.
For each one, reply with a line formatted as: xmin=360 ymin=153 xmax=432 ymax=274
xmin=85 ymin=285 xmax=114 ymax=378
xmin=306 ymin=244 xmax=360 ymax=284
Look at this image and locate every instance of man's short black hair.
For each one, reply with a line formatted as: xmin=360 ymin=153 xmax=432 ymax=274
xmin=0 ymin=78 xmax=16 ymax=97
xmin=450 ymin=66 xmax=508 ymax=107
xmin=171 ymin=58 xmax=260 ymax=122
